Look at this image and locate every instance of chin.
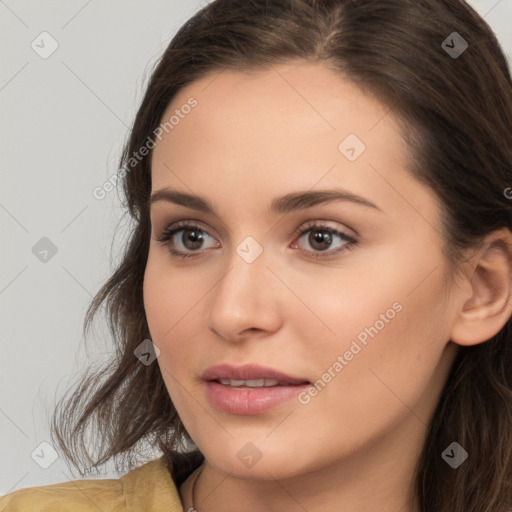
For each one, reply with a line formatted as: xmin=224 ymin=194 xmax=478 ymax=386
xmin=199 ymin=438 xmax=313 ymax=480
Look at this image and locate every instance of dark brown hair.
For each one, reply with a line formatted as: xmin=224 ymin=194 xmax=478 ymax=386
xmin=50 ymin=0 xmax=512 ymax=510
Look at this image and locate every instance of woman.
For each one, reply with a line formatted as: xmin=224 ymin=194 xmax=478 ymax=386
xmin=2 ymin=0 xmax=512 ymax=510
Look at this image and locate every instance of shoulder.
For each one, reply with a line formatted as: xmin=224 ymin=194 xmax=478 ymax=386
xmin=0 ymin=477 xmax=124 ymax=512
xmin=0 ymin=456 xmax=184 ymax=512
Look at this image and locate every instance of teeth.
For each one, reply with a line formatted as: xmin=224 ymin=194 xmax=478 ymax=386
xmin=218 ymin=378 xmax=287 ymax=387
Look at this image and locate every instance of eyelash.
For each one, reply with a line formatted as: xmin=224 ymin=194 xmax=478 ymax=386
xmin=154 ymin=220 xmax=357 ymax=261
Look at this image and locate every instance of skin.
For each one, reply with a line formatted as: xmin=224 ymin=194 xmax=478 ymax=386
xmin=143 ymin=61 xmax=512 ymax=512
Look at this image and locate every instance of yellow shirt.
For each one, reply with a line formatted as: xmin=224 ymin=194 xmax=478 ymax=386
xmin=0 ymin=455 xmax=186 ymax=511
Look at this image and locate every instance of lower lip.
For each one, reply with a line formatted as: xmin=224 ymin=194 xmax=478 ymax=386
xmin=205 ymin=381 xmax=310 ymax=415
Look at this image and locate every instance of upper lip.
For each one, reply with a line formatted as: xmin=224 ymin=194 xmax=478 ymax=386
xmin=202 ymin=363 xmax=310 ymax=384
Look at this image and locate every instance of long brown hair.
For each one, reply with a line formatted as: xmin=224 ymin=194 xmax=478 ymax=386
xmin=50 ymin=0 xmax=512 ymax=509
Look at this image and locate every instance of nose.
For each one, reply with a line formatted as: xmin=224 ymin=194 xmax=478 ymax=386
xmin=206 ymin=245 xmax=283 ymax=343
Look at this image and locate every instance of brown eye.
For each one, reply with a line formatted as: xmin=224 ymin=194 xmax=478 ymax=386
xmin=155 ymin=221 xmax=219 ymax=259
xmin=292 ymin=223 xmax=357 ymax=260
xmin=180 ymin=228 xmax=206 ymax=250
xmin=307 ymin=229 xmax=334 ymax=251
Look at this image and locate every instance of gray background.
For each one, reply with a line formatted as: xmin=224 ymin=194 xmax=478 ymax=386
xmin=1 ymin=0 xmax=511 ymax=493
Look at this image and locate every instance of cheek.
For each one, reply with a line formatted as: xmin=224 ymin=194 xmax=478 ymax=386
xmin=143 ymin=253 xmax=207 ymax=364
xmin=143 ymin=255 xmax=212 ymax=417
xmin=289 ymin=249 xmax=452 ymax=411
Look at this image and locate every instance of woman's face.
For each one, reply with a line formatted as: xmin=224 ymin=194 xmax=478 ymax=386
xmin=144 ymin=61 xmax=462 ymax=480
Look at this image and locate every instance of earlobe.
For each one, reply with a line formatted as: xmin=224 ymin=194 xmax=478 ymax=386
xmin=450 ymin=228 xmax=512 ymax=347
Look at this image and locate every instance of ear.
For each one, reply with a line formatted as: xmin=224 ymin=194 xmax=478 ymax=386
xmin=450 ymin=227 xmax=512 ymax=346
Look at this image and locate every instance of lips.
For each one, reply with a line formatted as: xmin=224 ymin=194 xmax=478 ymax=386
xmin=201 ymin=363 xmax=310 ymax=385
xmin=201 ymin=363 xmax=311 ymax=415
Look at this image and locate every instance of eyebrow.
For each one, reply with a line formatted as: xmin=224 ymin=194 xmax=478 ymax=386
xmin=149 ymin=187 xmax=382 ymax=215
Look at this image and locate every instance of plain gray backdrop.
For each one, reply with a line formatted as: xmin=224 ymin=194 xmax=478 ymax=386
xmin=1 ymin=0 xmax=511 ymax=494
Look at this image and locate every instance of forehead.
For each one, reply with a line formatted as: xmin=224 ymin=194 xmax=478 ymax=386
xmin=149 ymin=61 xmax=438 ymax=228
xmin=155 ymin=61 xmax=402 ymax=156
